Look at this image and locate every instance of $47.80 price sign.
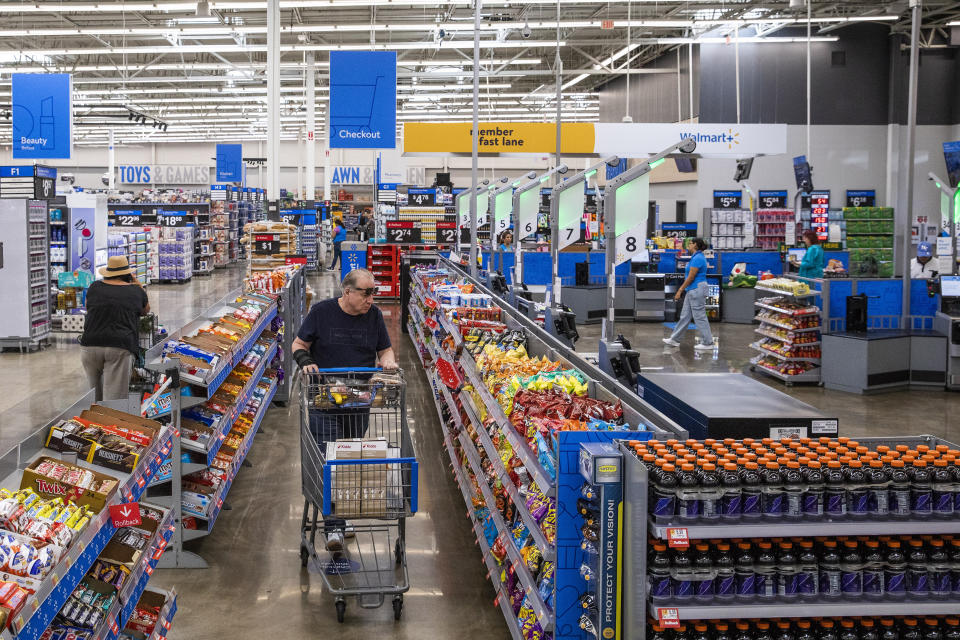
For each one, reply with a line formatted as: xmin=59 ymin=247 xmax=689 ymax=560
xmin=386 ymin=221 xmax=421 ymax=244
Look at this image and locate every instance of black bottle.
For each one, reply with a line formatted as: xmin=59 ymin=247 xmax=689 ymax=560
xmin=906 ymin=539 xmax=929 ymax=597
xmin=903 ymin=619 xmax=923 ymax=640
xmin=923 ymin=618 xmax=943 ymax=640
xmin=879 ymin=619 xmax=899 ymax=640
xmin=838 ymin=620 xmax=859 ymax=640
xmin=860 ymin=619 xmax=879 ymax=640
xmin=734 ymin=542 xmax=756 ymax=600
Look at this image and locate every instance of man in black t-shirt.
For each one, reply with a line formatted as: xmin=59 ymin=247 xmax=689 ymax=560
xmin=292 ymin=268 xmax=396 ymax=551
xmin=80 ymin=256 xmax=150 ymax=401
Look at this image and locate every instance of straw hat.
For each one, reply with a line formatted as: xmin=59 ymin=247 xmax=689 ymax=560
xmin=98 ymin=255 xmax=135 ymax=278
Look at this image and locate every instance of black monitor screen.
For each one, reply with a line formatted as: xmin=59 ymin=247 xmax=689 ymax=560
xmin=943 ymin=142 xmax=960 ymax=188
xmin=675 ymin=157 xmax=696 ymax=173
xmin=734 ymin=158 xmax=754 ymax=182
xmin=793 ymin=155 xmax=813 ymax=192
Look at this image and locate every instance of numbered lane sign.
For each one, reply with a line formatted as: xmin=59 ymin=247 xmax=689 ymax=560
xmin=614 ymin=223 xmax=646 ymax=264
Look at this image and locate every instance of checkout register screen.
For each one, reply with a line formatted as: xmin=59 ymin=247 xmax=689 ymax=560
xmin=941 ymin=276 xmax=960 ymax=297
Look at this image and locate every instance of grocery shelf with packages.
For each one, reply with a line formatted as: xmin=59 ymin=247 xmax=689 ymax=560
xmin=143 ymin=288 xmax=283 ymax=569
xmin=0 ymin=392 xmax=175 ymax=640
xmin=405 ymin=255 xmax=683 ymax=639
xmin=618 ymin=435 xmax=960 ymax=640
xmin=750 ymin=278 xmax=823 ymax=385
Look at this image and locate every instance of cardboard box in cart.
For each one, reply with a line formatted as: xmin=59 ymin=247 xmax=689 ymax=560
xmin=361 ymin=439 xmax=387 ymax=516
xmin=327 ymin=440 xmax=362 ymax=517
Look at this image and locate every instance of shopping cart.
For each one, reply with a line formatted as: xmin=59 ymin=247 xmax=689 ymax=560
xmin=299 ymin=367 xmax=418 ymax=622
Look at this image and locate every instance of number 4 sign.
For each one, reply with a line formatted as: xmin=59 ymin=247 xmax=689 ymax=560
xmin=614 ymin=223 xmax=645 ymax=264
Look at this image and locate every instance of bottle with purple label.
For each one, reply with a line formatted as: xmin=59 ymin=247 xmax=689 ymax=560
xmin=845 ymin=460 xmax=869 ymax=517
xmin=861 ymin=540 xmax=885 ymax=597
xmin=754 ymin=542 xmax=777 ymax=600
xmin=761 ymin=462 xmax=785 ymax=519
xmin=692 ymin=543 xmax=716 ymax=601
xmin=649 ymin=542 xmax=673 ymax=601
xmin=676 ymin=463 xmax=701 ymax=522
xmin=714 ymin=542 xmax=736 ymax=600
xmin=906 ymin=539 xmax=929 ymax=597
xmin=866 ymin=459 xmax=890 ymax=517
xmin=840 ymin=540 xmax=863 ymax=597
xmin=783 ymin=461 xmax=804 ymax=518
xmin=699 ymin=463 xmax=721 ymax=521
xmin=776 ymin=541 xmax=800 ymax=599
xmin=890 ymin=459 xmax=912 ymax=517
xmin=824 ymin=461 xmax=847 ymax=517
xmin=671 ymin=545 xmax=694 ymax=601
xmin=911 ymin=460 xmax=933 ymax=517
xmin=950 ymin=539 xmax=960 ymax=594
xmin=740 ymin=462 xmax=763 ymax=519
xmin=734 ymin=542 xmax=756 ymax=600
xmin=932 ymin=459 xmax=954 ymax=517
xmin=719 ymin=463 xmax=742 ymax=520
xmin=884 ymin=539 xmax=907 ymax=598
xmin=651 ymin=462 xmax=678 ymax=519
xmin=929 ymin=539 xmax=952 ymax=597
xmin=802 ymin=459 xmax=824 ymax=517
xmin=796 ymin=540 xmax=819 ymax=597
xmin=819 ymin=540 xmax=842 ymax=598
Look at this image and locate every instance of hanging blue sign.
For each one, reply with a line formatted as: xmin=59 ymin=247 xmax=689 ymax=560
xmin=329 ymin=51 xmax=397 ymax=149
xmin=216 ymin=144 xmax=243 ymax=182
xmin=12 ymin=74 xmax=73 ymax=159
xmin=606 ymin=158 xmax=627 ymax=180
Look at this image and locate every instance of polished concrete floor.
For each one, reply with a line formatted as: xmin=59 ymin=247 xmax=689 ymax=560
xmin=2 ymin=269 xmax=960 ymax=638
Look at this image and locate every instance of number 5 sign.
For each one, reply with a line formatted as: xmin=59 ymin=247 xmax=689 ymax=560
xmin=614 ymin=223 xmax=646 ymax=264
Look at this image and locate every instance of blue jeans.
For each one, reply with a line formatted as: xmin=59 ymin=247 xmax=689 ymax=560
xmin=310 ymin=410 xmax=370 ymax=532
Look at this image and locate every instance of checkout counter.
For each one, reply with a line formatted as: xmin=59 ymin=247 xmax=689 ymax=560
xmin=820 ymin=277 xmax=949 ymax=393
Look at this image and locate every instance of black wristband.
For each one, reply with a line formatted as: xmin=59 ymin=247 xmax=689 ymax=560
xmin=293 ymin=349 xmax=317 ymax=369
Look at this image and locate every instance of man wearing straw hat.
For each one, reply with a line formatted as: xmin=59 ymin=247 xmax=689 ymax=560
xmin=79 ymin=256 xmax=150 ymax=401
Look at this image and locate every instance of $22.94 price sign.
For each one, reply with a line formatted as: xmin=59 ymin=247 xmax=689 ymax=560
xmin=385 ymin=221 xmax=421 ymax=244
xmin=435 ymin=221 xmax=457 ymax=245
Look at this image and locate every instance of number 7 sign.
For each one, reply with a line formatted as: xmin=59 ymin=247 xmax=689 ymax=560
xmin=558 ymin=224 xmax=580 ymax=250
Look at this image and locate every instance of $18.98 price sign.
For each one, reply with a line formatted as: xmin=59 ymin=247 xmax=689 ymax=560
xmin=386 ymin=221 xmax=421 ymax=244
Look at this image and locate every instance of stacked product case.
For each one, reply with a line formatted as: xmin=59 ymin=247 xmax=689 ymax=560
xmin=618 ymin=435 xmax=960 ymax=640
xmin=755 ymin=209 xmax=796 ymax=251
xmin=158 ymin=227 xmax=195 ymax=282
xmin=710 ymin=208 xmax=755 ymax=250
xmin=107 ymin=229 xmax=150 ymax=285
xmin=406 ymin=254 xmax=682 ymax=639
xmin=846 ymin=207 xmax=895 ymax=278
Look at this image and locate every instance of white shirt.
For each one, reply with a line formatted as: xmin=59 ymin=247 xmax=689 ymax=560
xmin=910 ymin=257 xmax=936 ymax=279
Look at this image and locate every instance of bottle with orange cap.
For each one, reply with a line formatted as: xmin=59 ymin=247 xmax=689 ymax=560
xmin=932 ymin=459 xmax=954 ymax=517
xmin=845 ymin=459 xmax=869 ymax=517
xmin=929 ymin=538 xmax=952 ymax=597
xmin=911 ymin=459 xmax=934 ymax=517
xmin=866 ymin=458 xmax=890 ymax=517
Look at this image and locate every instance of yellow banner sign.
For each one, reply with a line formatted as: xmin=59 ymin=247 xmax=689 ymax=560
xmin=403 ymin=122 xmax=596 ymax=154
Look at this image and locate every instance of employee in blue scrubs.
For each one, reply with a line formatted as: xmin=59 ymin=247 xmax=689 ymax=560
xmin=663 ymin=237 xmax=715 ymax=351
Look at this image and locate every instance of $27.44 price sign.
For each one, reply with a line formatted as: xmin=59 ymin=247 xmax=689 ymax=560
xmin=385 ymin=221 xmax=421 ymax=244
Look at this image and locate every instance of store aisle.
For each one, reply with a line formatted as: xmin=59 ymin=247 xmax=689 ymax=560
xmin=148 ymin=271 xmax=511 ymax=639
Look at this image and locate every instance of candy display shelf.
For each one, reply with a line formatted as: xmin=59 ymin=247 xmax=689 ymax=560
xmin=143 ymin=588 xmax=177 ymax=640
xmin=144 ymin=288 xmax=281 ymax=569
xmin=0 ymin=391 xmax=173 ymax=640
xmin=753 ymin=328 xmax=820 ymax=345
xmin=619 ymin=434 xmax=960 ymax=638
xmin=405 ymin=253 xmax=682 ymax=639
xmin=753 ymin=285 xmax=816 ymax=300
xmin=751 ymin=295 xmax=822 ymax=384
xmin=748 ymin=342 xmax=821 ymax=363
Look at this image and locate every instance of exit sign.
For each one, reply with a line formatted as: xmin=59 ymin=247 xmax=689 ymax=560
xmin=601 ymin=19 xmax=615 ymax=29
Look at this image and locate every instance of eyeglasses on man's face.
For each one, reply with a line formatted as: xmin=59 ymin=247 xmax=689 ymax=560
xmin=351 ymin=287 xmax=377 ymax=298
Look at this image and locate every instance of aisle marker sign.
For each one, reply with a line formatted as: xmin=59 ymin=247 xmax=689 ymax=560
xmin=215 ymin=144 xmax=243 ymax=182
xmin=12 ymin=73 xmax=73 ymax=159
xmin=329 ymin=51 xmax=397 ymax=149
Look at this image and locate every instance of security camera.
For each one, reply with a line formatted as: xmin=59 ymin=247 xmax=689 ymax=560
xmin=521 ymin=22 xmax=532 ymax=38
xmin=606 ymin=156 xmax=621 ymax=167
xmin=526 ymin=171 xmax=536 ymax=179
xmin=557 ymin=164 xmax=569 ymax=174
xmin=679 ymin=138 xmax=697 ymax=154
xmin=60 ymin=173 xmax=76 ymax=185
xmin=101 ymin=173 xmax=110 ymax=186
xmin=499 ymin=176 xmax=509 ymax=183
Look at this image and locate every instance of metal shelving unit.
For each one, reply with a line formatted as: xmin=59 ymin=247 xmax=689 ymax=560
xmin=751 ymin=295 xmax=823 ymax=384
xmin=0 ymin=199 xmax=51 ymax=349
xmin=405 ymin=253 xmax=683 ymax=640
xmin=620 ymin=435 xmax=960 ymax=637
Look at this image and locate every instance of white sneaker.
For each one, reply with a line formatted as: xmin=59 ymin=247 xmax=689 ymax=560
xmin=694 ymin=343 xmax=715 ymax=351
xmin=325 ymin=531 xmax=344 ymax=552
xmin=662 ymin=338 xmax=680 ymax=347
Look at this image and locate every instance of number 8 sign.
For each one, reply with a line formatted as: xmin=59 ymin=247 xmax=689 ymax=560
xmin=615 ymin=223 xmax=646 ymax=264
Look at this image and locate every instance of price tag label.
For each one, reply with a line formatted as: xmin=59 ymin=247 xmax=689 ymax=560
xmin=713 ymin=190 xmax=743 ymax=209
xmin=386 ymin=221 xmax=421 ymax=243
xmin=666 ymin=527 xmax=689 ymax=549
xmin=253 ymin=234 xmax=279 ymax=255
xmin=846 ymin=190 xmax=876 ymax=208
xmin=758 ymin=190 xmax=788 ymax=209
xmin=109 ymin=502 xmax=142 ymax=528
xmin=436 ymin=221 xmax=457 ymax=244
xmin=657 ymin=608 xmax=681 ymax=628
xmin=408 ymin=188 xmax=436 ymax=206
xmin=156 ymin=212 xmax=189 ymax=227
xmin=108 ymin=210 xmax=142 ymax=227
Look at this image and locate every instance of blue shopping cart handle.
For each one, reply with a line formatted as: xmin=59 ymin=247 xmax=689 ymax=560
xmin=311 ymin=367 xmax=383 ymax=373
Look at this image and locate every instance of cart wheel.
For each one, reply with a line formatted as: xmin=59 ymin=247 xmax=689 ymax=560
xmin=336 ymin=600 xmax=346 ymax=623
xmin=300 ymin=545 xmax=309 ymax=568
xmin=395 ymin=540 xmax=402 ymax=566
xmin=393 ymin=596 xmax=403 ymax=621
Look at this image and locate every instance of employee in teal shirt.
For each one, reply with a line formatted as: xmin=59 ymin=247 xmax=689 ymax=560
xmin=792 ymin=231 xmax=825 ymax=279
xmin=663 ymin=237 xmax=715 ymax=351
